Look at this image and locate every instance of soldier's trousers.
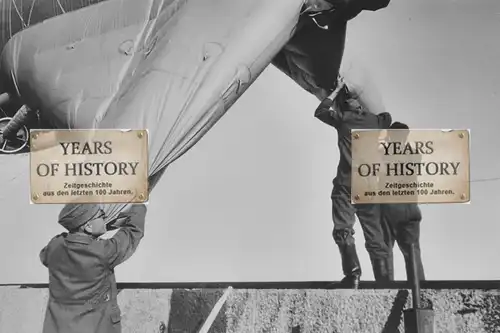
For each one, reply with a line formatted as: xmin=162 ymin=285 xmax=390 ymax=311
xmin=331 ymin=184 xmax=389 ymax=260
xmin=382 ymin=211 xmax=425 ymax=281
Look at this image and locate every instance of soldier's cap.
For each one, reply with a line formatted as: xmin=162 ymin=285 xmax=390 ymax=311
xmin=390 ymin=121 xmax=409 ymax=129
xmin=377 ymin=112 xmax=393 ymax=129
xmin=58 ymin=203 xmax=104 ymax=231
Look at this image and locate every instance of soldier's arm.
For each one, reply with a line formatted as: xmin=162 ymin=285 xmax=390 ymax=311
xmin=39 ymin=233 xmax=67 ymax=267
xmin=102 ymin=204 xmax=147 ymax=269
xmin=39 ymin=247 xmax=49 ymax=268
xmin=314 ymin=80 xmax=345 ymax=127
xmin=314 ymin=98 xmax=341 ymax=127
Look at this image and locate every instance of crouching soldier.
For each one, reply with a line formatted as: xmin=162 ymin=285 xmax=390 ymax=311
xmin=315 ymin=77 xmax=393 ymax=288
xmin=40 ymin=203 xmax=147 ymax=333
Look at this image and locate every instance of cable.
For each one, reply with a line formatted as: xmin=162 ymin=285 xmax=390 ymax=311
xmin=469 ymin=177 xmax=500 ymax=183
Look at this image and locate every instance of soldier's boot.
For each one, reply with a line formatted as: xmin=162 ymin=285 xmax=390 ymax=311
xmin=334 ymin=229 xmax=362 ymax=289
xmin=370 ymin=257 xmax=392 ymax=283
xmin=339 ymin=247 xmax=362 ymax=289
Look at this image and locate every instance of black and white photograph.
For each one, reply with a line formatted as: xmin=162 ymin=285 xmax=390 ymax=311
xmin=0 ymin=0 xmax=499 ymax=332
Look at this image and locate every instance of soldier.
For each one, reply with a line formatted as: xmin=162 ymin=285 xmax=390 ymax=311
xmin=380 ymin=121 xmax=425 ymax=281
xmin=315 ymin=77 xmax=392 ymax=288
xmin=40 ymin=203 xmax=147 ymax=333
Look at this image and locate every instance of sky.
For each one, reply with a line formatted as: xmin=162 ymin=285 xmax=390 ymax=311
xmin=1 ymin=0 xmax=499 ymax=284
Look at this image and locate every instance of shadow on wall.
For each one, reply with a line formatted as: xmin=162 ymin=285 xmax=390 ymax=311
xmin=381 ymin=289 xmax=409 ymax=333
xmin=167 ymin=289 xmax=226 ymax=333
xmin=117 ymin=288 xmax=227 ymax=332
xmin=111 ymin=286 xmax=500 ymax=333
xmin=482 ymin=293 xmax=500 ymax=332
xmin=290 ymin=290 xmax=410 ymax=333
xmin=161 ymin=289 xmax=409 ymax=333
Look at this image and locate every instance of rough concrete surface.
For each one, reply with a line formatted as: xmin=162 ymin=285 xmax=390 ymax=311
xmin=0 ymin=287 xmax=499 ymax=333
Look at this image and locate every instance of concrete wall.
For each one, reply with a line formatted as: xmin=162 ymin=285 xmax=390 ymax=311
xmin=1 ymin=287 xmax=499 ymax=333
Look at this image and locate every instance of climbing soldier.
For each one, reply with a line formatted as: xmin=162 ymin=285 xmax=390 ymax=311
xmin=315 ymin=76 xmax=392 ymax=288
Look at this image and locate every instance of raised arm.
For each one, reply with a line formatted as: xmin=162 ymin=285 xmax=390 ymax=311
xmin=102 ymin=204 xmax=147 ymax=269
xmin=314 ymin=98 xmax=341 ymax=127
xmin=314 ymin=80 xmax=345 ymax=127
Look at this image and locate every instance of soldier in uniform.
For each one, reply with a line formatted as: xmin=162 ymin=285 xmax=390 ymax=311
xmin=40 ymin=203 xmax=147 ymax=333
xmin=315 ymin=77 xmax=393 ymax=288
xmin=380 ymin=121 xmax=425 ymax=281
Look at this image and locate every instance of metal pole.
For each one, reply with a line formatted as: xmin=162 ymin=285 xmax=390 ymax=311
xmin=404 ymin=243 xmax=434 ymax=333
xmin=198 ymin=286 xmax=233 ymax=333
xmin=410 ymin=243 xmax=421 ymax=309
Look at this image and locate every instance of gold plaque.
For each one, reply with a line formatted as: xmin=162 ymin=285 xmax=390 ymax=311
xmin=351 ymin=129 xmax=470 ymax=204
xmin=30 ymin=129 xmax=149 ymax=204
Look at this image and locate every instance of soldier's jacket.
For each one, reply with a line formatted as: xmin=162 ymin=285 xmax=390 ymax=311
xmin=381 ymin=203 xmax=422 ymax=224
xmin=40 ymin=204 xmax=147 ymax=333
xmin=315 ymin=87 xmax=392 ymax=186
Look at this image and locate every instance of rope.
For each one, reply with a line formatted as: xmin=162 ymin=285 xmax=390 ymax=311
xmin=470 ymin=177 xmax=500 ymax=183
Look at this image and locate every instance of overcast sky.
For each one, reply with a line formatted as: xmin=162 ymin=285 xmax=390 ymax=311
xmin=1 ymin=0 xmax=499 ymax=283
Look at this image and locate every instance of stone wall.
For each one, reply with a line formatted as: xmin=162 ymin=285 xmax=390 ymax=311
xmin=1 ymin=287 xmax=499 ymax=333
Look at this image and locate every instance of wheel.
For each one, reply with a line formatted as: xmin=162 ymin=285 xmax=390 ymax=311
xmin=0 ymin=117 xmax=30 ymax=154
